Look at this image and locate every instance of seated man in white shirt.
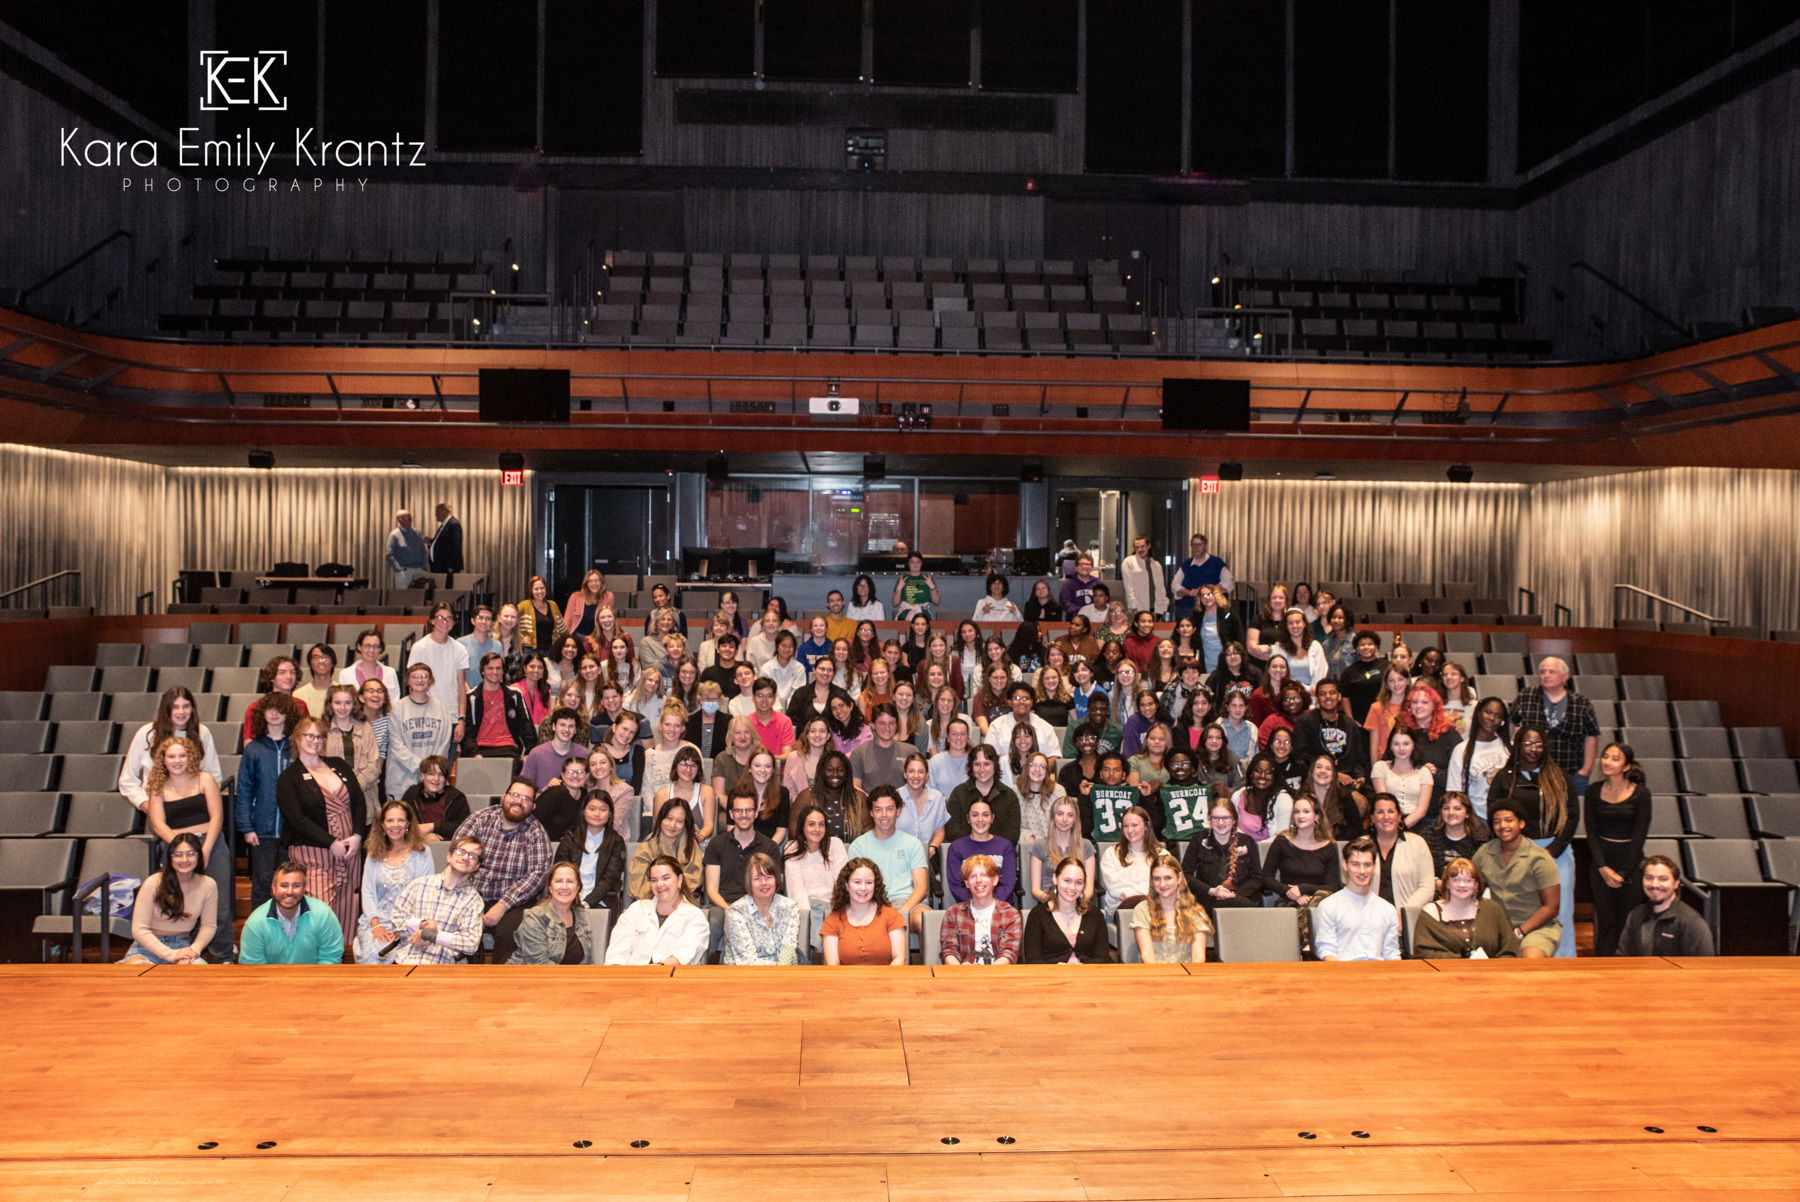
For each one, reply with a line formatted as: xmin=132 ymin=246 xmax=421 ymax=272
xmin=985 ymin=683 xmax=1059 ymax=754
xmin=1312 ymin=837 xmax=1401 ymax=961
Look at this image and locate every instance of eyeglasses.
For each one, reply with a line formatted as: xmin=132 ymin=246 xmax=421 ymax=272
xmin=449 ymin=848 xmax=480 ymax=860
xmin=298 ymin=733 xmax=325 ymax=743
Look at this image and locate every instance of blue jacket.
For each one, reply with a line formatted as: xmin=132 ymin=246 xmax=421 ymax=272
xmin=235 ymin=735 xmax=290 ymax=838
xmin=239 ymin=896 xmax=344 ymax=965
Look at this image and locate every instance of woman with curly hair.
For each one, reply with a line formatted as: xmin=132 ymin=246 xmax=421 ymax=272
xmin=820 ymin=857 xmax=907 ymax=965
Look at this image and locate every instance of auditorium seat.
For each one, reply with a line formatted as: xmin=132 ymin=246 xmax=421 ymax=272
xmin=1638 ymin=759 xmax=1682 ymax=796
xmin=1645 ymin=796 xmax=1689 ymax=839
xmin=1673 ymin=700 xmax=1722 ymax=727
xmin=208 ymin=667 xmax=263 ymax=694
xmin=0 ymin=694 xmax=45 ymax=722
xmin=0 ymin=795 xmax=59 ymax=836
xmin=1682 ymin=796 xmax=1753 ymax=840
xmin=144 ymin=643 xmax=196 ymax=668
xmin=1213 ymin=907 xmax=1301 ymax=962
xmin=0 ymin=723 xmax=50 ymax=755
xmin=47 ymin=695 xmax=104 ymax=723
xmin=95 ymin=667 xmax=153 ymax=694
xmin=60 ymin=794 xmax=140 ymax=838
xmin=93 ymin=644 xmax=141 ymax=668
xmin=1620 ymin=675 xmax=1668 ymax=700
xmin=1742 ymin=759 xmax=1800 ymax=795
xmin=57 ymin=756 xmax=124 ymax=794
xmin=32 ymin=836 xmax=151 ymax=960
xmin=1732 ymin=728 xmax=1788 ymax=758
xmin=1750 ymin=796 xmax=1800 ymax=838
xmin=52 ymin=723 xmax=116 ymax=755
xmin=105 ymin=694 xmax=160 ymax=725
xmin=1674 ymin=728 xmax=1732 ymax=759
xmin=43 ymin=667 xmax=95 ymax=694
xmin=1621 ymin=728 xmax=1674 ymax=759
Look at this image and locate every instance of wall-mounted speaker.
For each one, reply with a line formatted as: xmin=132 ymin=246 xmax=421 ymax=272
xmin=479 ymin=368 xmax=571 ymax=423
xmin=1162 ymin=378 xmax=1251 ymax=432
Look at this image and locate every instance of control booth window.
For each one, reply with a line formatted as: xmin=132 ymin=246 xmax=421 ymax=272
xmin=703 ymin=478 xmax=1019 ymax=567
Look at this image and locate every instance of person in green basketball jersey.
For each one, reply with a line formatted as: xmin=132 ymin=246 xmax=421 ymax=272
xmin=891 ymin=553 xmax=940 ymax=622
xmin=1159 ymin=747 xmax=1209 ymax=844
xmin=1089 ymin=752 xmax=1138 ymax=845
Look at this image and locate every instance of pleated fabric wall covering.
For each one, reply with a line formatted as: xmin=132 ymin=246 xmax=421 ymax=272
xmin=0 ymin=445 xmax=173 ymax=615
xmin=1186 ymin=478 xmax=1529 ymax=601
xmin=1523 ymin=468 xmax=1800 ymax=633
xmin=169 ymin=467 xmax=536 ymax=606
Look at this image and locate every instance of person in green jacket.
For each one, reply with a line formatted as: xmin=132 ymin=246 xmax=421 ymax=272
xmin=239 ymin=862 xmax=345 ymax=965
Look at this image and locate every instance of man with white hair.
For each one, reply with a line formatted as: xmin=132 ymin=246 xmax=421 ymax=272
xmin=385 ymin=509 xmax=428 ymax=588
xmin=1508 ymin=657 xmax=1598 ymax=796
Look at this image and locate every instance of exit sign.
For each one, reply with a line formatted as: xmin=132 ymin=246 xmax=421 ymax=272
xmin=501 ymin=469 xmax=525 ymax=486
xmin=1198 ymin=475 xmax=1221 ymax=494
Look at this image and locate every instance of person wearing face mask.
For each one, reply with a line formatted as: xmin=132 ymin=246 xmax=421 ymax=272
xmin=509 ymin=862 xmax=601 ymax=964
xmin=1412 ymin=858 xmax=1520 ymax=960
xmin=683 ymin=681 xmax=732 ymax=758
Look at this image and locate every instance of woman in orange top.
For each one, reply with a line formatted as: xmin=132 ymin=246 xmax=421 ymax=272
xmin=819 ymin=858 xmax=907 ymax=965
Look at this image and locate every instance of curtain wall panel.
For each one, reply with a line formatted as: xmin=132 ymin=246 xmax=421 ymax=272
xmin=1185 ymin=479 xmax=1529 ymax=601
xmin=0 ymin=446 xmax=172 ymax=615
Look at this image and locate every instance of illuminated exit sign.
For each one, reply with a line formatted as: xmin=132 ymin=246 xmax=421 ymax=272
xmin=1198 ymin=475 xmax=1221 ymax=494
xmin=501 ymin=469 xmax=525 ymax=486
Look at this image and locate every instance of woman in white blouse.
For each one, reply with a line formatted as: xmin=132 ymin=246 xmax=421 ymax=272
xmin=783 ymin=803 xmax=848 ymax=949
xmin=604 ymin=855 xmax=709 ymax=966
xmin=1444 ymin=697 xmax=1510 ymax=821
xmin=1098 ymin=805 xmax=1162 ymax=922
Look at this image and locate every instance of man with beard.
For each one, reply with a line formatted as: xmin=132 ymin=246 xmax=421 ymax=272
xmin=452 ymin=778 xmax=552 ymax=962
xmin=1616 ymin=855 xmax=1714 ymax=957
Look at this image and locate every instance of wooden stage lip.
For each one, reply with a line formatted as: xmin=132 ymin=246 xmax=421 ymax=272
xmin=4 ymin=959 xmax=1799 ymax=1201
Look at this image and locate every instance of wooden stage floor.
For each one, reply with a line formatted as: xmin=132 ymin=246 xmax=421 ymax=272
xmin=4 ymin=958 xmax=1799 ymax=1200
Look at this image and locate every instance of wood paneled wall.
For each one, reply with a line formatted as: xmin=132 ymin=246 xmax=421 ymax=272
xmin=1515 ymin=67 xmax=1800 ymax=354
xmin=682 ymin=189 xmax=1046 ymax=260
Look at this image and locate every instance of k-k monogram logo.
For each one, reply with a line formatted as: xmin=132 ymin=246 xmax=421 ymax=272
xmin=199 ymin=50 xmax=287 ymax=111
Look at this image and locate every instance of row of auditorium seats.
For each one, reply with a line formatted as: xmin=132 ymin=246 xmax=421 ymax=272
xmin=159 ymin=247 xmax=507 ymax=340
xmin=1214 ymin=266 xmax=1553 ymax=360
xmin=580 ymin=317 xmax=1156 ymax=353
xmin=607 ymin=250 xmax=1119 ymax=283
xmin=590 ymin=250 xmax=1157 ymax=355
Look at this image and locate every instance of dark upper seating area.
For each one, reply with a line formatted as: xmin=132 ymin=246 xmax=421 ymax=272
xmin=581 ymin=250 xmax=1160 ymax=354
xmin=157 ymin=248 xmax=505 ymax=341
xmin=1218 ymin=266 xmax=1555 ymax=361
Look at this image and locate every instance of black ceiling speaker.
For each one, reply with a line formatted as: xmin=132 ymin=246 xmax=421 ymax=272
xmin=1217 ymin=461 xmax=1245 ymax=481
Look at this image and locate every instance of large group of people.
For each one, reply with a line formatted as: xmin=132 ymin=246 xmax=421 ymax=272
xmin=115 ymin=535 xmax=1715 ymax=965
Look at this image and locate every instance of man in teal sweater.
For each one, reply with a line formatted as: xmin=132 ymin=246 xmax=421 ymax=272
xmin=239 ymin=862 xmax=344 ymax=965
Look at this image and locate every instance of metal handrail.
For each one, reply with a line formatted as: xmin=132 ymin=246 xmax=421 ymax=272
xmin=135 ymin=590 xmax=155 ymax=615
xmin=0 ymin=569 xmax=80 ymax=609
xmin=15 ymin=231 xmax=134 ymax=308
xmin=1518 ymin=586 xmax=1537 ymax=615
xmin=1553 ymin=603 xmax=1573 ymax=625
xmin=1612 ymin=584 xmax=1721 ymax=626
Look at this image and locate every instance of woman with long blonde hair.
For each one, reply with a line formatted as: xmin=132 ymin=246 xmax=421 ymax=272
xmin=1131 ymin=851 xmax=1212 ymax=963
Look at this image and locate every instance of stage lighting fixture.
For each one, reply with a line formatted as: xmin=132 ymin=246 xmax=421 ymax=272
xmin=1447 ymin=464 xmax=1474 ymax=484
xmin=1218 ymin=461 xmax=1244 ymax=482
xmin=247 ymin=449 xmax=275 ymax=470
